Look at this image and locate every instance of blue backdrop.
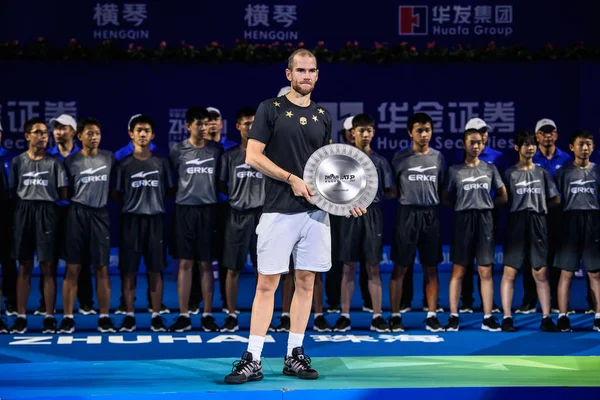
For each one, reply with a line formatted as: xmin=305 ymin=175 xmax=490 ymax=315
xmin=0 ymin=60 xmax=597 ymax=270
xmin=1 ymin=0 xmax=599 ymax=50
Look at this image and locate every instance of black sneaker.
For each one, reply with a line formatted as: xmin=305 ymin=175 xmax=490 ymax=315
xmin=224 ymin=351 xmax=263 ymax=384
xmin=151 ymin=316 xmax=168 ymax=332
xmin=58 ymin=317 xmax=75 ymax=334
xmin=492 ymin=304 xmax=501 ymax=313
xmin=283 ymin=347 xmax=318 ymax=380
xmin=274 ymin=315 xmax=291 ymax=332
xmin=98 ymin=317 xmax=116 ymax=333
xmin=445 ymin=315 xmax=459 ymax=332
xmin=5 ymin=303 xmax=17 ymax=317
xmin=42 ymin=317 xmax=57 ymax=334
xmin=333 ymin=316 xmax=351 ymax=332
xmin=482 ymin=316 xmax=502 ymax=332
xmin=501 ymin=317 xmax=517 ymax=332
xmin=10 ymin=317 xmax=27 ymax=334
xmin=426 ymin=316 xmax=444 ymax=332
xmin=541 ymin=316 xmax=559 ymax=332
xmin=399 ymin=304 xmax=412 ymax=313
xmin=34 ymin=304 xmax=46 ymax=316
xmin=389 ymin=316 xmax=404 ymax=332
xmin=201 ymin=315 xmax=220 ymax=332
xmin=0 ymin=318 xmax=8 ymax=334
xmin=170 ymin=316 xmax=192 ymax=332
xmin=188 ymin=304 xmax=200 ymax=315
xmin=326 ymin=305 xmax=340 ymax=314
xmin=370 ymin=316 xmax=391 ymax=332
xmin=148 ymin=304 xmax=171 ymax=314
xmin=567 ymin=307 xmax=576 ymax=316
xmin=594 ymin=318 xmax=600 ymax=332
xmin=515 ymin=303 xmax=536 ymax=314
xmin=115 ymin=302 xmax=126 ymax=315
xmin=557 ymin=315 xmax=572 ymax=332
xmin=313 ymin=315 xmax=332 ymax=332
xmin=459 ymin=303 xmax=473 ymax=313
xmin=119 ymin=315 xmax=136 ymax=332
xmin=79 ymin=304 xmax=97 ymax=315
xmin=221 ymin=315 xmax=239 ymax=332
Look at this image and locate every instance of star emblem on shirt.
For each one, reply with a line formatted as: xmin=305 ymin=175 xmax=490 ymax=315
xmin=273 ymin=101 xmax=281 ymax=107
xmin=286 ymin=111 xmax=293 ymax=118
xmin=317 ymin=108 xmax=325 ymax=115
xmin=312 ymin=115 xmax=318 ymax=122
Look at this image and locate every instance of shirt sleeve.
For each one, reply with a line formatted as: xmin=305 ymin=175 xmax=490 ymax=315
xmin=113 ymin=160 xmax=124 ymax=192
xmin=543 ymin=168 xmax=559 ymax=198
xmin=381 ymin=157 xmax=394 ymax=189
xmin=8 ymin=157 xmax=18 ymax=191
xmin=248 ymin=101 xmax=273 ymax=145
xmin=438 ymin=153 xmax=447 ymax=192
xmin=444 ymin=166 xmax=456 ymax=193
xmin=491 ymin=164 xmax=505 ymax=190
xmin=323 ymin=110 xmax=332 ymax=146
xmin=162 ymin=157 xmax=175 ymax=189
xmin=219 ymin=152 xmax=229 ymax=183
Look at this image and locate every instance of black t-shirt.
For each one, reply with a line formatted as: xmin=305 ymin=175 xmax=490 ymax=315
xmin=249 ymin=96 xmax=332 ymax=213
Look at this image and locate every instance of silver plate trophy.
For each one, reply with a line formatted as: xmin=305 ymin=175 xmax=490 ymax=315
xmin=303 ymin=143 xmax=379 ymax=216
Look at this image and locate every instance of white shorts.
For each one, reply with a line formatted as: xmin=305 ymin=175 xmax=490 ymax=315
xmin=256 ymin=210 xmax=331 ymax=275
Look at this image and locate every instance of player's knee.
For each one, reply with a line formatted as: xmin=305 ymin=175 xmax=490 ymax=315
xmin=391 ymin=264 xmax=407 ymax=280
xmin=588 ymin=271 xmax=600 ymax=281
xmin=179 ymin=259 xmax=194 ymax=271
xmin=343 ymin=263 xmax=357 ymax=277
xmin=478 ymin=267 xmax=492 ymax=280
xmin=294 ymin=271 xmax=315 ymax=293
xmin=256 ymin=274 xmax=279 ymax=294
xmin=366 ymin=264 xmax=381 ymax=280
xmin=65 ymin=267 xmax=79 ymax=282
xmin=532 ymin=268 xmax=547 ymax=282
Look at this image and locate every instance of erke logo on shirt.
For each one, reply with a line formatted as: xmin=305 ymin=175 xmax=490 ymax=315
xmin=408 ymin=165 xmax=437 ymax=182
xmin=570 ymin=179 xmax=596 ymax=194
xmin=186 ymin=158 xmax=214 ymax=175
xmin=235 ymin=163 xmax=263 ymax=179
xmin=515 ymin=179 xmax=541 ymax=195
xmin=23 ymin=171 xmax=49 ymax=186
xmin=131 ymin=170 xmax=159 ymax=188
xmin=461 ymin=175 xmax=489 ymax=191
xmin=80 ymin=166 xmax=108 ymax=184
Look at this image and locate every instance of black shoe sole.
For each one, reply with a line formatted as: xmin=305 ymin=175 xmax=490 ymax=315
xmin=283 ymin=368 xmax=319 ymax=380
xmin=225 ymin=372 xmax=264 ymax=384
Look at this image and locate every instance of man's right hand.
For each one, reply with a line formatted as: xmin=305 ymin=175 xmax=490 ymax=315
xmin=288 ymin=174 xmax=314 ymax=204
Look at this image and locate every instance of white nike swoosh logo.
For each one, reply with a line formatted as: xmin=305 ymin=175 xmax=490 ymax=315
xmin=80 ymin=166 xmax=107 ymax=175
xmin=461 ymin=175 xmax=488 ymax=183
xmin=131 ymin=170 xmax=159 ymax=179
xmin=23 ymin=171 xmax=49 ymax=178
xmin=570 ymin=179 xmax=596 ymax=186
xmin=515 ymin=179 xmax=541 ymax=187
xmin=186 ymin=158 xmax=214 ymax=165
xmin=407 ymin=166 xmax=437 ymax=173
xmin=235 ymin=164 xmax=252 ymax=169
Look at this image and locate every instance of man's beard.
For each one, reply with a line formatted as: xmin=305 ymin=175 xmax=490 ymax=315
xmin=292 ymin=81 xmax=314 ymax=96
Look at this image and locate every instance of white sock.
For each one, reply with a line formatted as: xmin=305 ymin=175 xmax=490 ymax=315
xmin=314 ymin=313 xmax=323 ymax=318
xmin=373 ymin=313 xmax=382 ymax=319
xmin=427 ymin=312 xmax=436 ymax=318
xmin=281 ymin=312 xmax=290 ymax=317
xmin=126 ymin=312 xmax=135 ymax=317
xmin=18 ymin=314 xmax=26 ymax=319
xmin=45 ymin=314 xmax=54 ymax=319
xmin=247 ymin=335 xmax=265 ymax=361
xmin=202 ymin=312 xmax=212 ymax=317
xmin=558 ymin=313 xmax=566 ymax=319
xmin=64 ymin=314 xmax=74 ymax=319
xmin=99 ymin=314 xmax=109 ymax=319
xmin=503 ymin=315 xmax=512 ymax=320
xmin=229 ymin=313 xmax=237 ymax=319
xmin=391 ymin=313 xmax=401 ymax=317
xmin=450 ymin=313 xmax=458 ymax=317
xmin=180 ymin=313 xmax=190 ymax=318
xmin=595 ymin=313 xmax=600 ymax=319
xmin=484 ymin=314 xmax=492 ymax=319
xmin=342 ymin=313 xmax=350 ymax=319
xmin=287 ymin=332 xmax=304 ymax=357
xmin=152 ymin=312 xmax=160 ymax=318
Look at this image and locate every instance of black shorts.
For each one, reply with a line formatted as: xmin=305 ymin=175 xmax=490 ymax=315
xmin=214 ymin=202 xmax=228 ymax=262
xmin=0 ymin=199 xmax=15 ymax=259
xmin=119 ymin=213 xmax=166 ymax=273
xmin=503 ymin=211 xmax=547 ymax=270
xmin=330 ymin=214 xmax=342 ymax=261
xmin=55 ymin=204 xmax=69 ymax=261
xmin=174 ymin=204 xmax=217 ymax=262
xmin=391 ymin=205 xmax=442 ymax=267
xmin=12 ymin=200 xmax=58 ymax=262
xmin=65 ymin=203 xmax=110 ymax=267
xmin=450 ymin=210 xmax=494 ymax=267
xmin=338 ymin=203 xmax=383 ymax=264
xmin=554 ymin=210 xmax=600 ymax=272
xmin=223 ymin=207 xmax=261 ymax=272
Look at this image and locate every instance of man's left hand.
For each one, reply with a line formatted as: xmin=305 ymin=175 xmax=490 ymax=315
xmin=346 ymin=207 xmax=367 ymax=218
